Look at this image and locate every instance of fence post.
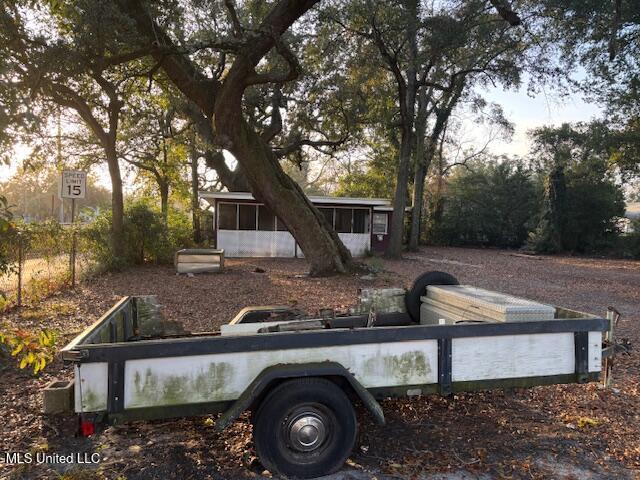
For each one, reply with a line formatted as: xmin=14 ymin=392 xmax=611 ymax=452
xmin=17 ymin=237 xmax=23 ymax=307
xmin=70 ymin=199 xmax=76 ymax=288
xmin=70 ymin=229 xmax=77 ymax=288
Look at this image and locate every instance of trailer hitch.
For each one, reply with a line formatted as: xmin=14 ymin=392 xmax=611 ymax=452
xmin=602 ymin=307 xmax=631 ymax=387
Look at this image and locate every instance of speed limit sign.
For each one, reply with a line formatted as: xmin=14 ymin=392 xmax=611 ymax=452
xmin=60 ymin=170 xmax=87 ymax=199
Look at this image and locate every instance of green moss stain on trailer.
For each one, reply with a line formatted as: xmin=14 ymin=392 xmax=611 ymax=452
xmin=80 ymin=389 xmax=103 ymax=412
xmin=363 ymin=350 xmax=431 ymax=385
xmin=131 ymin=362 xmax=233 ymax=407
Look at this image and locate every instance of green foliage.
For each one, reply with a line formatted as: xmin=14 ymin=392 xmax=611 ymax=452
xmin=83 ymin=199 xmax=193 ymax=269
xmin=335 ymin=144 xmax=398 ymax=198
xmin=0 ymin=195 xmax=16 ymax=278
xmin=527 ymin=165 xmax=567 ymax=253
xmin=563 ymin=165 xmax=625 ymax=252
xmin=0 ymin=326 xmax=57 ymax=374
xmin=528 ymin=123 xmax=626 ymax=253
xmin=429 ymin=159 xmax=539 ymax=248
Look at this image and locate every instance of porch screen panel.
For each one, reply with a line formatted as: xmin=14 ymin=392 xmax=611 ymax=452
xmin=318 ymin=207 xmax=334 ymax=228
xmin=218 ymin=203 xmax=237 ymax=230
xmin=238 ymin=204 xmax=257 ymax=230
xmin=335 ymin=208 xmax=353 ymax=233
xmin=353 ymin=209 xmax=370 ymax=234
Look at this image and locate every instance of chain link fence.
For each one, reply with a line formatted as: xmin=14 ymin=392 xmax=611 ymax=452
xmin=0 ymin=221 xmax=97 ymax=310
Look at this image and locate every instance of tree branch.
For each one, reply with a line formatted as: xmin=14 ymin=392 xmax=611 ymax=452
xmin=224 ymin=0 xmax=244 ymax=37
xmin=44 ymin=82 xmax=110 ymax=147
xmin=487 ymin=0 xmax=521 ymax=26
xmin=274 ymin=135 xmax=349 ymax=159
xmin=245 ymin=36 xmax=302 ymax=86
xmin=116 ymin=0 xmax=220 ymax=116
xmin=260 ymin=87 xmax=284 ymax=142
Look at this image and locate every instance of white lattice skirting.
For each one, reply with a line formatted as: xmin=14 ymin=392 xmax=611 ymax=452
xmin=218 ymin=230 xmax=370 ymax=258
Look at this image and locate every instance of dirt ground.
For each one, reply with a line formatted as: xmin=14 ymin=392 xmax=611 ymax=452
xmin=1 ymin=246 xmax=639 ymax=480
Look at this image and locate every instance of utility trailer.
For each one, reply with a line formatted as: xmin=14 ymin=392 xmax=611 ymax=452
xmin=60 ymin=271 xmax=614 ymax=479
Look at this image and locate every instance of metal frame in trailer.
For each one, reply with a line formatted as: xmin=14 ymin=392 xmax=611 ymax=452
xmin=59 ymin=271 xmax=611 ymax=479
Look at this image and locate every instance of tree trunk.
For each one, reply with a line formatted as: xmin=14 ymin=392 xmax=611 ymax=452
xmin=408 ymin=89 xmax=430 ymax=251
xmin=387 ymin=124 xmax=413 ymax=258
xmin=182 ymin=101 xmax=250 ymax=192
xmin=191 ymin=149 xmax=201 ymax=244
xmin=159 ymin=180 xmax=169 ymax=225
xmin=386 ymin=0 xmax=419 ymax=259
xmin=216 ymin=109 xmax=354 ymax=275
xmin=119 ymin=0 xmax=349 ymax=274
xmin=409 ymin=121 xmax=445 ymax=250
xmin=106 ymin=143 xmax=125 ymax=259
xmin=409 ymin=83 xmax=464 ymax=250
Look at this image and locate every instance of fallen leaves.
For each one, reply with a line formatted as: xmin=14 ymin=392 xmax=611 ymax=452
xmin=0 ymin=248 xmax=639 ymax=479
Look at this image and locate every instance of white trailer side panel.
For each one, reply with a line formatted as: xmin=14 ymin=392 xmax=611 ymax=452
xmin=74 ymin=362 xmax=109 ymax=412
xmin=452 ymin=332 xmax=579 ymax=382
xmin=588 ymin=331 xmax=603 ymax=372
xmin=123 ymin=340 xmax=439 ymax=409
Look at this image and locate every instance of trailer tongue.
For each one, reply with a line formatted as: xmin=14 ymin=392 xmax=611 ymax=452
xmin=60 ymin=271 xmax=611 ymax=479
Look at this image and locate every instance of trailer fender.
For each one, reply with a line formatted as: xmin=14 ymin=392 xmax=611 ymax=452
xmin=215 ymin=362 xmax=385 ymax=431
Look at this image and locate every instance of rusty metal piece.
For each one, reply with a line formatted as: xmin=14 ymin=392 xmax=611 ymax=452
xmin=603 ymin=307 xmax=631 ymax=388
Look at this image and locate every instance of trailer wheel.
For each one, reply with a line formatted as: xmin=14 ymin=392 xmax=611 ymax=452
xmin=405 ymin=270 xmax=459 ymax=322
xmin=253 ymin=377 xmax=357 ymax=479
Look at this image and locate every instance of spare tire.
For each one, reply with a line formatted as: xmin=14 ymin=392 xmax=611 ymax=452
xmin=405 ymin=271 xmax=459 ymax=322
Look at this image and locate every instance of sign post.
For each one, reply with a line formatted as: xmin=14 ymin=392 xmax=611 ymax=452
xmin=60 ymin=171 xmax=87 ymax=287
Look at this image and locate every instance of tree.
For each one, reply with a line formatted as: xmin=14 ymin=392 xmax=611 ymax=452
xmin=536 ymin=2 xmax=640 ymax=174
xmin=110 ymin=0 xmax=358 ymax=275
xmin=328 ymin=0 xmax=525 ymax=257
xmin=528 ymin=123 xmax=626 ymax=252
xmin=0 ymin=1 xmax=153 ymax=258
xmin=120 ymin=86 xmax=191 ymax=223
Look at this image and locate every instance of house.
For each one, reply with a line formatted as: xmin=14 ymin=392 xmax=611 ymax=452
xmin=199 ymin=191 xmax=397 ymax=257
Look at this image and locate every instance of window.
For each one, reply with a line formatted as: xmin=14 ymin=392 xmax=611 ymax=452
xmin=218 ymin=203 xmax=237 ymax=230
xmin=238 ymin=204 xmax=257 ymax=230
xmin=372 ymin=213 xmax=388 ymax=234
xmin=258 ymin=205 xmax=276 ymax=231
xmin=353 ymin=209 xmax=370 ymax=234
xmin=335 ymin=208 xmax=353 ymax=233
xmin=318 ymin=207 xmax=334 ymax=228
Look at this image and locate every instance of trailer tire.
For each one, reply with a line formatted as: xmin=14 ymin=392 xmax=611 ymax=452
xmin=253 ymin=377 xmax=357 ymax=479
xmin=405 ymin=270 xmax=459 ymax=322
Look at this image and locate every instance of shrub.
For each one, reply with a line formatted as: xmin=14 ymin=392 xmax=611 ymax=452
xmin=0 ymin=326 xmax=57 ymax=374
xmin=429 ymin=160 xmax=539 ymax=248
xmin=82 ymin=199 xmax=194 ymax=269
xmin=529 ymin=160 xmax=625 ymax=253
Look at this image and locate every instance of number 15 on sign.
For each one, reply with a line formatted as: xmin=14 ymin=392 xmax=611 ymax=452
xmin=60 ymin=170 xmax=87 ymax=199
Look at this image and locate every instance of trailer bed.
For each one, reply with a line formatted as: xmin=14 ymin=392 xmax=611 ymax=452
xmin=61 ymin=293 xmax=606 ymax=420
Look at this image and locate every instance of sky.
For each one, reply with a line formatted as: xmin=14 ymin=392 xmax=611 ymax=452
xmin=481 ymin=84 xmax=602 ymax=156
xmin=0 ymin=84 xmax=603 ymax=190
